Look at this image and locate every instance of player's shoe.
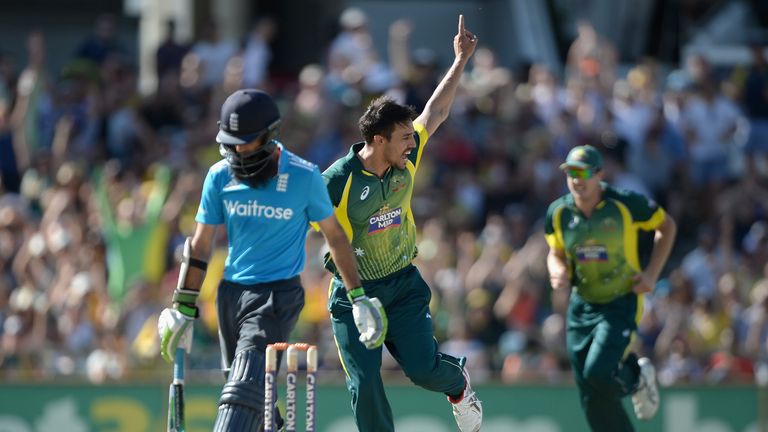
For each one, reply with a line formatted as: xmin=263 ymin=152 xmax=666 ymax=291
xmin=448 ymin=368 xmax=483 ymax=432
xmin=632 ymin=357 xmax=660 ymax=420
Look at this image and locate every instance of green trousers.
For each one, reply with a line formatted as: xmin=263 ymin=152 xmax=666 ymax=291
xmin=329 ymin=265 xmax=466 ymax=432
xmin=567 ymin=292 xmax=642 ymax=432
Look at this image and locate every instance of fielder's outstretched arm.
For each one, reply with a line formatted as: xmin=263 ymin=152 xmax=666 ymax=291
xmin=414 ymin=14 xmax=477 ymax=136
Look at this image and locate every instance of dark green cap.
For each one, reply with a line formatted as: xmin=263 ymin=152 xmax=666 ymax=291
xmin=560 ymin=145 xmax=603 ymax=171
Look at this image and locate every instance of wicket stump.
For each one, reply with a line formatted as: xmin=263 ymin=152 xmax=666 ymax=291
xmin=265 ymin=342 xmax=317 ymax=432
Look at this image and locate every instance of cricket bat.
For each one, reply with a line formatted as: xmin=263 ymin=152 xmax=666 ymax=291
xmin=167 ymin=347 xmax=186 ymax=432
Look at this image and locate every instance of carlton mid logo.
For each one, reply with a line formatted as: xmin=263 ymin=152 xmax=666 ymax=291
xmin=223 ymin=200 xmax=294 ymax=219
xmin=368 ymin=207 xmax=402 ymax=234
xmin=575 ymin=244 xmax=608 ymax=262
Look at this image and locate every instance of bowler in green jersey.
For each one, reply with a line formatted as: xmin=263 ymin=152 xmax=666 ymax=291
xmin=545 ymin=145 xmax=677 ymax=432
xmin=321 ymin=14 xmax=482 ymax=432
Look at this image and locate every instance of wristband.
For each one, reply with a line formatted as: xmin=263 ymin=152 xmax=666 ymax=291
xmin=188 ymin=257 xmax=208 ymax=271
xmin=173 ymin=288 xmax=200 ymax=304
xmin=175 ymin=302 xmax=199 ymax=318
xmin=347 ymin=287 xmax=366 ymax=302
xmin=173 ymin=288 xmax=200 ymax=318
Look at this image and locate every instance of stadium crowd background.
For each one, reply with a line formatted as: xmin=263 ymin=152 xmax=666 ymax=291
xmin=0 ymin=7 xmax=767 ymax=389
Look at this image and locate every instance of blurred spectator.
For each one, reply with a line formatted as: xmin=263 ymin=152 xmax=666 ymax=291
xmin=680 ymin=78 xmax=742 ymax=188
xmin=387 ymin=18 xmax=440 ymax=111
xmin=626 ymin=105 xmax=687 ymax=204
xmin=566 ymin=20 xmax=617 ymax=92
xmin=155 ymin=19 xmax=190 ymax=82
xmin=327 ymin=7 xmax=397 ymax=98
xmin=242 ymin=16 xmax=277 ymax=88
xmin=529 ymin=63 xmax=566 ymax=127
xmin=190 ymin=20 xmax=238 ymax=89
xmin=681 ymin=225 xmax=729 ymax=301
xmin=74 ymin=14 xmax=124 ymax=65
xmin=10 ymin=30 xmax=48 ymax=174
xmin=737 ymin=44 xmax=768 ymax=175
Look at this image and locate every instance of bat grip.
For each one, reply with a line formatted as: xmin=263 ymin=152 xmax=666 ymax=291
xmin=173 ymin=347 xmax=185 ymax=383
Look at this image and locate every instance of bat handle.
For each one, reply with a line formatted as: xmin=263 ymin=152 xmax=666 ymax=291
xmin=168 ymin=348 xmax=186 ymax=432
xmin=174 ymin=347 xmax=185 ymax=383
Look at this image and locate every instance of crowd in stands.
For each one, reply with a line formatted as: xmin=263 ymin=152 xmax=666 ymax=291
xmin=0 ymin=10 xmax=766 ymax=387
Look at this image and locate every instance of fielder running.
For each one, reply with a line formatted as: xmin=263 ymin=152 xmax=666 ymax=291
xmin=545 ymin=145 xmax=677 ymax=431
xmin=157 ymin=89 xmax=386 ymax=431
xmin=321 ymin=14 xmax=482 ymax=432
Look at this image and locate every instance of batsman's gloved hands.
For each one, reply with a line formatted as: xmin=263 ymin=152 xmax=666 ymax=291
xmin=347 ymin=287 xmax=388 ymax=349
xmin=158 ymin=289 xmax=199 ymax=363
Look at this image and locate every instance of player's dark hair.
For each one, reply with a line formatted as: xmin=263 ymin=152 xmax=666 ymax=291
xmin=359 ymin=96 xmax=417 ymax=144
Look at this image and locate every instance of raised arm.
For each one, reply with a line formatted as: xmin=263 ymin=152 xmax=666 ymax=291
xmin=413 ymin=14 xmax=477 ymax=136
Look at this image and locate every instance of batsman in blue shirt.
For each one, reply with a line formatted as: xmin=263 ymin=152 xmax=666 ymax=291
xmin=158 ymin=89 xmax=387 ymax=431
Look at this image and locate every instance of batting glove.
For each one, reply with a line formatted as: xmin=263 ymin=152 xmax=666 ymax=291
xmin=347 ymin=287 xmax=388 ymax=349
xmin=158 ymin=289 xmax=198 ymax=363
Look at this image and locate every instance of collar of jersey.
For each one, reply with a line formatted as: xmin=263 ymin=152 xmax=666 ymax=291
xmin=348 ymin=141 xmax=391 ymax=178
xmin=274 ymin=142 xmax=286 ymax=173
xmin=566 ymin=182 xmax=609 ymax=212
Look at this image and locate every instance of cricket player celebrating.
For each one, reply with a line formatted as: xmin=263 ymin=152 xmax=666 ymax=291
xmin=321 ymin=14 xmax=482 ymax=432
xmin=157 ymin=89 xmax=386 ymax=431
xmin=545 ymin=145 xmax=677 ymax=431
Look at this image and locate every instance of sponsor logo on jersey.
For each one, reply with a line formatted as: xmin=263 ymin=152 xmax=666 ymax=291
xmin=360 ymin=186 xmax=370 ymax=200
xmin=601 ymin=218 xmax=617 ymax=232
xmin=368 ymin=207 xmax=402 ymax=234
xmin=575 ymin=244 xmax=608 ymax=262
xmin=223 ymin=199 xmax=294 ymax=220
xmin=390 ymin=175 xmax=406 ymax=193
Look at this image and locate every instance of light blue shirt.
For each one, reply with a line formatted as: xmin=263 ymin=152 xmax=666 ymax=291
xmin=196 ymin=144 xmax=333 ymax=284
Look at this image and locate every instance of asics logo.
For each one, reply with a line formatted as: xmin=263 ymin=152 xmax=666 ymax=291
xmin=360 ymin=186 xmax=370 ymax=200
xmin=223 ymin=199 xmax=294 ymax=219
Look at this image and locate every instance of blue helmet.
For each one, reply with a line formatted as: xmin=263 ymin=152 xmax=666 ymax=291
xmin=216 ymin=89 xmax=281 ymax=182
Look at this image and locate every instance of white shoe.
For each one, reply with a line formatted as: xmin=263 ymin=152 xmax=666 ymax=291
xmin=449 ymin=368 xmax=483 ymax=432
xmin=632 ymin=357 xmax=660 ymax=420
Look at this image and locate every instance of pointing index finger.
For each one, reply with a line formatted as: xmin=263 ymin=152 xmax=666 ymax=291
xmin=458 ymin=14 xmax=464 ymax=34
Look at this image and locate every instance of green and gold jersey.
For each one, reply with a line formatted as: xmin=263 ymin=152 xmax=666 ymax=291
xmin=544 ymin=184 xmax=666 ymax=304
xmin=321 ymin=123 xmax=429 ymax=281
